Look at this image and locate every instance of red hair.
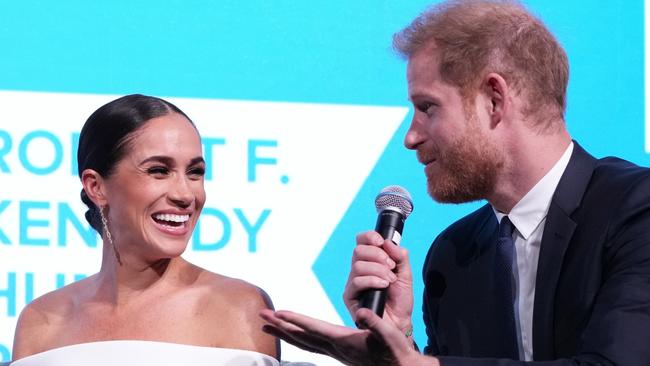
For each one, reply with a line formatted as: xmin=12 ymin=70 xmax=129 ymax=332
xmin=394 ymin=0 xmax=569 ymax=128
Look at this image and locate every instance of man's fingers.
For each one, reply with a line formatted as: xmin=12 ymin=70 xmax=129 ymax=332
xmin=262 ymin=309 xmax=354 ymax=342
xmin=260 ymin=309 xmax=305 ymax=333
xmin=351 ymin=243 xmax=396 ymax=269
xmin=274 ymin=310 xmax=376 ymax=362
xmin=347 ymin=275 xmax=391 ymax=294
xmin=261 ymin=324 xmax=329 ymax=355
xmin=382 ymin=240 xmax=413 ymax=282
xmin=355 ymin=308 xmax=411 ymax=353
xmin=355 ymin=231 xmax=385 ymax=247
xmin=260 ymin=310 xmax=336 ymax=355
xmin=274 ymin=310 xmax=345 ymax=336
xmin=273 ymin=310 xmax=372 ymax=348
xmin=351 ymin=261 xmax=397 ymax=283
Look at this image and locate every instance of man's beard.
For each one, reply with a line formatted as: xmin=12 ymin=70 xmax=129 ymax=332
xmin=421 ymin=120 xmax=503 ymax=204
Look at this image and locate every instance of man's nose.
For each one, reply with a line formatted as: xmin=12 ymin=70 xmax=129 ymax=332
xmin=404 ymin=115 xmax=424 ymax=150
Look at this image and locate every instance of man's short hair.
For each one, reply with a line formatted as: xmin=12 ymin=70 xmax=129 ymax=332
xmin=393 ymin=0 xmax=569 ymax=128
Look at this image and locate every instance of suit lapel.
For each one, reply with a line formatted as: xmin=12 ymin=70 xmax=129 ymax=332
xmin=532 ymin=202 xmax=576 ymax=359
xmin=532 ymin=142 xmax=597 ymax=360
xmin=474 ymin=205 xmax=499 ymax=260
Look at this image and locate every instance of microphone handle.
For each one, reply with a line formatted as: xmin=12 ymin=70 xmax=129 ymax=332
xmin=360 ymin=210 xmax=404 ymax=317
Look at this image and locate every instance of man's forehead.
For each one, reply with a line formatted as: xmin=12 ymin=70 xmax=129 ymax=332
xmin=406 ymin=53 xmax=468 ymax=103
xmin=407 ymin=43 xmax=441 ymax=74
xmin=407 ymin=48 xmax=443 ymax=90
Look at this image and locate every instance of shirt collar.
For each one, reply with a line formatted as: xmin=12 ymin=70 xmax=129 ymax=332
xmin=493 ymin=142 xmax=574 ymax=239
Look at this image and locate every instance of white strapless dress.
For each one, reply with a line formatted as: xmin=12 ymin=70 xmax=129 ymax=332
xmin=11 ymin=340 xmax=280 ymax=366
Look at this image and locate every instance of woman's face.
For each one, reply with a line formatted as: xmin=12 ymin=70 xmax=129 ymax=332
xmin=103 ymin=112 xmax=206 ymax=262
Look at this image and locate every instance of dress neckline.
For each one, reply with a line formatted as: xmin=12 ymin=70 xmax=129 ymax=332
xmin=12 ymin=340 xmax=279 ymax=366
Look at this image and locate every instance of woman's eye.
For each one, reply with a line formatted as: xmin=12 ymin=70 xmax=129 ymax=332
xmin=147 ymin=166 xmax=169 ymax=176
xmin=188 ymin=167 xmax=205 ymax=179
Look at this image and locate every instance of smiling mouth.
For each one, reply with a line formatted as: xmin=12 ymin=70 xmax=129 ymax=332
xmin=152 ymin=213 xmax=190 ymax=228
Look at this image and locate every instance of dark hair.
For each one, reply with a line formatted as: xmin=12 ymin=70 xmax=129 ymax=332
xmin=78 ymin=94 xmax=193 ymax=233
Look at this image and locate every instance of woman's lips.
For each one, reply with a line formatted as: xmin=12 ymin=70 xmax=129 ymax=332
xmin=151 ymin=214 xmax=191 ymax=236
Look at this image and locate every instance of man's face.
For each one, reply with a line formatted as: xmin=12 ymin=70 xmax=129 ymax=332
xmin=405 ymin=45 xmax=503 ymax=203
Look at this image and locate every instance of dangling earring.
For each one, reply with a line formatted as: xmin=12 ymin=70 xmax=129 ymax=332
xmin=100 ymin=206 xmax=122 ymax=265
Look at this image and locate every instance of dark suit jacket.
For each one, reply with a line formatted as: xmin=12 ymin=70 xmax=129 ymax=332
xmin=422 ymin=143 xmax=650 ymax=365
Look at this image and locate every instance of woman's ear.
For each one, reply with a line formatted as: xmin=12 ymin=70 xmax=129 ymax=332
xmin=81 ymin=169 xmax=108 ymax=207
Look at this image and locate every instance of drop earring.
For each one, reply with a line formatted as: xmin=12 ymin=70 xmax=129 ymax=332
xmin=100 ymin=206 xmax=122 ymax=265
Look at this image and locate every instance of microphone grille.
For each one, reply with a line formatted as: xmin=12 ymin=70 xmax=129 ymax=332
xmin=375 ymin=185 xmax=414 ymax=218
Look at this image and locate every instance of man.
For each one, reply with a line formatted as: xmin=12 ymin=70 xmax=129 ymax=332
xmin=261 ymin=1 xmax=650 ymax=365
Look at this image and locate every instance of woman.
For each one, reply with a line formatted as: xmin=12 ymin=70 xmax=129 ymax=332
xmin=11 ymin=94 xmax=279 ymax=365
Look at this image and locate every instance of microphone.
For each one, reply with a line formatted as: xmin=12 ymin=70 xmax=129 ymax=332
xmin=360 ymin=185 xmax=413 ymax=317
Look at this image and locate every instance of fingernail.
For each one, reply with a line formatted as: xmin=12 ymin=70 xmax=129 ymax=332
xmin=357 ymin=317 xmax=369 ymax=329
xmin=389 ymin=272 xmax=397 ymax=282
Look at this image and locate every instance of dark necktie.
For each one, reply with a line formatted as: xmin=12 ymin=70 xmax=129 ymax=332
xmin=495 ymin=216 xmax=519 ymax=359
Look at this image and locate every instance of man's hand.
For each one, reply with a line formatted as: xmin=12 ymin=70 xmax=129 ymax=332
xmin=344 ymin=231 xmax=415 ymax=335
xmin=260 ymin=308 xmax=438 ymax=366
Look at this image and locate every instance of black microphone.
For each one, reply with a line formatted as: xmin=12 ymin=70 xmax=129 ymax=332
xmin=360 ymin=185 xmax=413 ymax=317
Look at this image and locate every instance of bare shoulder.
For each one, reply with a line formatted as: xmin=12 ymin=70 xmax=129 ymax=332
xmin=210 ymin=273 xmax=272 ymax=308
xmin=195 ymin=270 xmax=275 ymax=322
xmin=12 ymin=277 xmax=92 ymax=360
xmin=193 ymin=268 xmax=279 ymax=359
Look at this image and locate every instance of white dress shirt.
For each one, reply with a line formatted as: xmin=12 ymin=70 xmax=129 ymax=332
xmin=493 ymin=142 xmax=573 ymax=361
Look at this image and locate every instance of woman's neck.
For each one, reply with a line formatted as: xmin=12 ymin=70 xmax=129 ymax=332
xmin=94 ymin=242 xmax=186 ymax=306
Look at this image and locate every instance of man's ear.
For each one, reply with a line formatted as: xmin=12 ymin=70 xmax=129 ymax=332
xmin=483 ymin=72 xmax=509 ymax=128
xmin=81 ymin=169 xmax=108 ymax=207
